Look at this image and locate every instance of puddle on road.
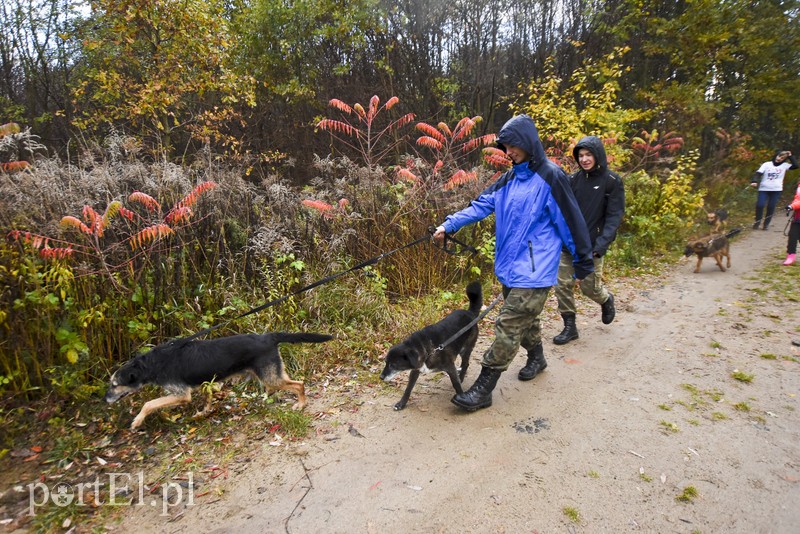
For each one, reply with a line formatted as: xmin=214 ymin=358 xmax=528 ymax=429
xmin=512 ymin=417 xmax=550 ymax=434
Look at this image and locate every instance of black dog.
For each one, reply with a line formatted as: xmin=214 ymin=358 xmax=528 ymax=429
xmin=105 ymin=332 xmax=333 ymax=430
xmin=379 ymin=281 xmax=482 ymax=410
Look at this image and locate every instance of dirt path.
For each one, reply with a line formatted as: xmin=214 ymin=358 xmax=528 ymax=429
xmin=115 ymin=226 xmax=800 ymax=533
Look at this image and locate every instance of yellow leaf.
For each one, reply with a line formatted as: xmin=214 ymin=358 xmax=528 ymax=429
xmin=66 ymin=349 xmax=79 ymax=364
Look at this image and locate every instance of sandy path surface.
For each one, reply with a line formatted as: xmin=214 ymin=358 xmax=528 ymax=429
xmin=114 ymin=226 xmax=800 ymax=533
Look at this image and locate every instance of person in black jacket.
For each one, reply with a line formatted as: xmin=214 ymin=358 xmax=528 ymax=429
xmin=552 ymin=136 xmax=625 ymax=345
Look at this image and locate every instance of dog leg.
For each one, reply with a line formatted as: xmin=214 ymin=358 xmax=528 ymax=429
xmin=274 ymin=374 xmax=307 ymax=411
xmin=394 ymin=369 xmax=420 ymax=410
xmin=443 ymin=363 xmax=465 ymax=396
xmin=459 ymin=332 xmax=477 ymax=382
xmin=714 ymin=253 xmax=726 ymax=272
xmin=694 ymin=257 xmax=702 ymax=273
xmin=131 ymin=391 xmax=192 ymax=430
xmin=192 ymin=395 xmax=215 ymax=420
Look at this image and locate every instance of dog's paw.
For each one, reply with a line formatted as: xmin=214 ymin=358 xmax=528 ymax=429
xmin=393 ymin=402 xmax=407 ymax=411
xmin=130 ymin=418 xmax=144 ymax=431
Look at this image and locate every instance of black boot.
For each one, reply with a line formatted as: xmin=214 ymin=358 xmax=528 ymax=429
xmin=601 ymin=292 xmax=616 ymax=324
xmin=518 ymin=343 xmax=547 ymax=381
xmin=553 ymin=313 xmax=579 ymax=345
xmin=451 ymin=366 xmax=502 ymax=412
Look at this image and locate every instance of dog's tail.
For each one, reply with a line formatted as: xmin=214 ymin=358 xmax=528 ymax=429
xmin=272 ymin=333 xmax=334 ymax=345
xmin=725 ymin=227 xmax=742 ymax=239
xmin=465 ymin=281 xmax=483 ymax=317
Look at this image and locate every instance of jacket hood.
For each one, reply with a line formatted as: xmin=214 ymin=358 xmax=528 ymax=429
xmin=572 ymin=136 xmax=608 ymax=173
xmin=495 ymin=115 xmax=547 ymax=171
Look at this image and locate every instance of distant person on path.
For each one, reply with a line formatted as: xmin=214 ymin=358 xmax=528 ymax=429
xmin=433 ymin=114 xmax=594 ymax=412
xmin=552 ymin=136 xmax=625 ymax=345
xmin=751 ymin=150 xmax=798 ymax=230
xmin=783 ymin=180 xmax=800 ymax=265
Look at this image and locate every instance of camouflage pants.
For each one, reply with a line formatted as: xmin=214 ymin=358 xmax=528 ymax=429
xmin=554 ymin=250 xmax=608 ymax=315
xmin=482 ymin=286 xmax=551 ymax=371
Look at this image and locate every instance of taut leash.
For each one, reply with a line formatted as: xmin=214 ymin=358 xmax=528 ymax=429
xmin=434 ymin=293 xmax=503 ymax=352
xmin=181 ymin=232 xmax=435 ymax=342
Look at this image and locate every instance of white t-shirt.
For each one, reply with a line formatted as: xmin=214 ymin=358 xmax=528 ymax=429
xmin=756 ymin=161 xmax=793 ymax=192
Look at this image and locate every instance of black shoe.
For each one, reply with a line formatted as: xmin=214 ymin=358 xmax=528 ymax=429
xmin=553 ymin=313 xmax=579 ymax=345
xmin=601 ymin=293 xmax=616 ymax=325
xmin=452 ymin=366 xmax=502 ymax=412
xmin=518 ymin=344 xmax=547 ymax=381
xmin=753 ymin=221 xmax=760 ymax=229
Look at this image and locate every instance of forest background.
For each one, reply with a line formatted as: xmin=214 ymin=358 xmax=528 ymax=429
xmin=1 ymin=0 xmax=799 ymax=425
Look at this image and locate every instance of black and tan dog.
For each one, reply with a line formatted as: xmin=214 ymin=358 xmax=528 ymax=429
xmin=105 ymin=332 xmax=332 ymax=430
xmin=379 ymin=281 xmax=482 ymax=410
xmin=684 ymin=228 xmax=741 ymax=273
xmin=706 ymin=208 xmax=728 ymax=233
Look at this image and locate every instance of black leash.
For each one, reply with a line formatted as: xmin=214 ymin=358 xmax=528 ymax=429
xmin=434 ymin=293 xmax=503 ymax=352
xmin=181 ymin=232 xmax=435 ymax=342
xmin=429 ymin=225 xmax=479 ymax=256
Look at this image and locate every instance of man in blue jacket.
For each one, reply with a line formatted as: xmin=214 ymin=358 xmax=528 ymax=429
xmin=433 ymin=115 xmax=594 ymax=412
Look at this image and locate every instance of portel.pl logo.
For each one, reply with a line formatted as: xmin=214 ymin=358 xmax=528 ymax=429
xmin=27 ymin=471 xmax=194 ymax=516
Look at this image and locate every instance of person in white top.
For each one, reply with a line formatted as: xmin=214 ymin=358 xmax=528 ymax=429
xmin=750 ymin=150 xmax=798 ymax=230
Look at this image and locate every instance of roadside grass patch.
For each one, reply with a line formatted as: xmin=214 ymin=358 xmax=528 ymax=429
xmin=659 ymin=420 xmax=680 ymax=433
xmin=676 ymin=485 xmax=699 ymax=503
xmin=732 ymin=370 xmax=754 ymax=383
xmin=732 ymin=401 xmax=751 ymax=412
xmin=562 ymin=506 xmax=581 ymax=524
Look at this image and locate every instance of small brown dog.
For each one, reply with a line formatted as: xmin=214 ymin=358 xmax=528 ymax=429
xmin=706 ymin=208 xmax=728 ymax=233
xmin=684 ymin=228 xmax=740 ymax=273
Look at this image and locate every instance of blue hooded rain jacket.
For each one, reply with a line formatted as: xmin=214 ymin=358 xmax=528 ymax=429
xmin=442 ymin=115 xmax=594 ymax=288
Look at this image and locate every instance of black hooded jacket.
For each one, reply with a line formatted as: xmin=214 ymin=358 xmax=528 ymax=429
xmin=570 ymin=136 xmax=625 ymax=257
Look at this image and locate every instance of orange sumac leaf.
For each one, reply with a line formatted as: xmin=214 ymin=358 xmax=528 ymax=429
xmin=329 ymin=99 xmax=352 ymax=115
xmin=433 ymin=160 xmax=444 ymax=175
xmin=317 ymin=119 xmax=355 ymax=137
xmin=60 ymin=215 xmax=93 ymax=236
xmin=165 ymin=206 xmax=192 ymax=225
xmin=1 ymin=161 xmax=31 ymax=173
xmin=176 ymin=181 xmax=217 ymax=210
xmin=444 ymin=170 xmax=477 ymax=190
xmin=392 ymin=113 xmax=415 ymax=130
xmin=129 ymin=191 xmax=161 ymax=211
xmin=302 ymin=199 xmax=334 ymax=213
xmin=484 ymin=153 xmax=512 ymax=170
xmin=367 ymin=95 xmax=379 ymax=122
xmin=119 ymin=207 xmax=135 ymax=221
xmin=385 ymin=96 xmax=399 ymax=109
xmin=452 ymin=117 xmax=476 ymax=142
xmin=417 ymin=136 xmax=443 ymax=150
xmin=396 ymin=168 xmax=420 ymax=185
xmin=415 ymin=123 xmax=447 ymax=144
xmin=462 ymin=134 xmax=497 ymax=153
xmin=353 ymin=103 xmax=366 ymax=118
xmin=40 ymin=247 xmax=74 ymax=260
xmin=437 ymin=122 xmax=452 ymax=137
xmin=129 ymin=224 xmax=173 ymax=250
